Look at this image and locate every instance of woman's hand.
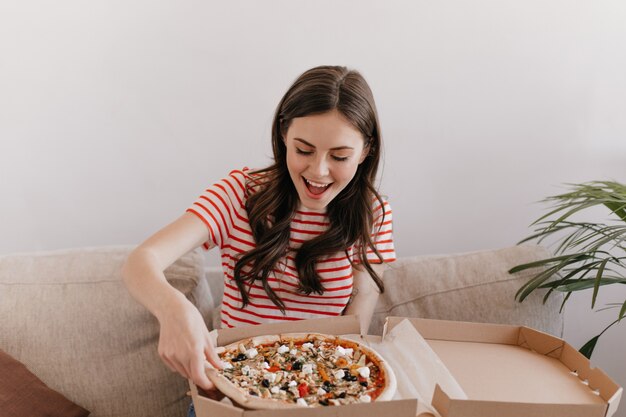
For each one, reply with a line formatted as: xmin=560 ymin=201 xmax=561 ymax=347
xmin=121 ymin=213 xmax=225 ymax=395
xmin=155 ymin=295 xmax=223 ymax=391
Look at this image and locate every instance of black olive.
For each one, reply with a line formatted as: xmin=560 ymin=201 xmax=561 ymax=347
xmin=249 ymin=390 xmax=258 ymax=396
xmin=232 ymin=353 xmax=247 ymax=362
xmin=292 ymin=361 xmax=302 ymax=371
xmin=323 ymin=380 xmax=331 ymax=387
xmin=323 ymin=383 xmax=336 ymax=392
xmin=360 ymin=381 xmax=368 ymax=387
xmin=319 ymin=399 xmax=329 ymax=406
xmin=262 ymin=379 xmax=270 ymax=388
xmin=337 ymin=392 xmax=346 ymax=399
xmin=343 ymin=373 xmax=357 ymax=382
xmin=280 ymin=384 xmax=289 ymax=391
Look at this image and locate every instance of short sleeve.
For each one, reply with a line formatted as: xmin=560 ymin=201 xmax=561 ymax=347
xmin=185 ymin=168 xmax=250 ymax=250
xmin=354 ymin=197 xmax=396 ymax=264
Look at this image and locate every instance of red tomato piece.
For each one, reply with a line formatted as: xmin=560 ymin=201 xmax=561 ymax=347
xmin=298 ymin=382 xmax=308 ymax=398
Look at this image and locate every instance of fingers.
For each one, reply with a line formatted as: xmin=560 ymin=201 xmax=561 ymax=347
xmin=189 ymin=354 xmax=215 ymax=391
xmin=204 ymin=340 xmax=224 ymax=370
xmin=161 ymin=349 xmax=216 ymax=391
xmin=200 ymin=385 xmax=225 ymax=402
xmin=155 ymin=307 xmax=221 ymax=391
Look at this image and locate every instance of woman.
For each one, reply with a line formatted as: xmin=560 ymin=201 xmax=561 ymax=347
xmin=121 ymin=65 xmax=395 ymax=403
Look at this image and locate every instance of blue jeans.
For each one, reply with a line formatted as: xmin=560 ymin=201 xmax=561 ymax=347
xmin=187 ymin=402 xmax=196 ymax=417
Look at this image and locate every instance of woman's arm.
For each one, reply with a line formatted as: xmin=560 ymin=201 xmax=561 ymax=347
xmin=343 ymin=264 xmax=385 ymax=335
xmin=121 ymin=212 xmax=222 ymax=390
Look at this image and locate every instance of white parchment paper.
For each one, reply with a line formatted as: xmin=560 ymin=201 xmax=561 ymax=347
xmin=347 ymin=319 xmax=467 ymax=417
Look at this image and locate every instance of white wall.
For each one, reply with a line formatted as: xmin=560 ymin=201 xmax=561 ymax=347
xmin=2 ymin=0 xmax=625 ymax=413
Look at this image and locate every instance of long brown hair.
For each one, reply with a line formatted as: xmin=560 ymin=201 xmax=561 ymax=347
xmin=233 ymin=65 xmax=387 ymax=311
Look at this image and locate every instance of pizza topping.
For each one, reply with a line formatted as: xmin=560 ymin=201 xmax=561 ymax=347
xmin=232 ymin=353 xmax=247 ymax=362
xmin=333 ymin=369 xmax=345 ymax=380
xmin=267 ymin=365 xmax=281 ymax=373
xmin=301 ymin=363 xmax=314 ymax=374
xmin=335 ymin=357 xmax=348 ymax=368
xmin=318 ymin=364 xmax=330 ymax=382
xmin=215 ymin=335 xmax=387 ymax=407
xmin=357 ymin=353 xmax=367 ymax=367
xmin=297 ymin=382 xmax=309 ymax=397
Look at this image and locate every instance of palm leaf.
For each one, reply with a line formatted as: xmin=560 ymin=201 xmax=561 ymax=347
xmin=579 ymin=335 xmax=600 ymax=359
xmin=541 ymin=277 xmax=626 ymax=292
xmin=593 ymin=258 xmax=610 ymax=308
xmin=578 ymin=319 xmax=621 ymax=359
xmin=605 ymin=201 xmax=626 ymax=222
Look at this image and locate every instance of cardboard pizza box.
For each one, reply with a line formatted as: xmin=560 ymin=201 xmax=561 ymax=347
xmin=189 ymin=315 xmax=622 ymax=417
xmin=383 ymin=317 xmax=623 ymax=417
xmin=189 ymin=315 xmax=418 ymax=417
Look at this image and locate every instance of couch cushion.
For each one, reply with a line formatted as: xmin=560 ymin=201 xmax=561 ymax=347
xmin=371 ymin=245 xmax=564 ymax=337
xmin=0 ymin=246 xmax=213 ymax=417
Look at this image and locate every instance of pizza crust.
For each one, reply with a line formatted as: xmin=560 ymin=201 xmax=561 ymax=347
xmin=205 ymin=332 xmax=397 ymax=409
xmin=205 ymin=367 xmax=297 ymax=409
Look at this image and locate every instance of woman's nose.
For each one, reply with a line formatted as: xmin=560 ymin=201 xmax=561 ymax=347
xmin=309 ymin=155 xmax=330 ymax=177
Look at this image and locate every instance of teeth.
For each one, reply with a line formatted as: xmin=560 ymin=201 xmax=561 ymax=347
xmin=305 ymin=178 xmax=330 ymax=188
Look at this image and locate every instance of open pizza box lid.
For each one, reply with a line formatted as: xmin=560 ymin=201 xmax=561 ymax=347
xmin=189 ymin=315 xmax=418 ymax=417
xmin=383 ymin=317 xmax=623 ymax=417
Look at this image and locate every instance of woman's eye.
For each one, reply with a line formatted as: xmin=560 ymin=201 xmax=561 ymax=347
xmin=295 ymin=148 xmax=313 ymax=155
xmin=332 ymin=155 xmax=349 ymax=162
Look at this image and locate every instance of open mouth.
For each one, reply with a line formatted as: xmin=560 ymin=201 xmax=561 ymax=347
xmin=303 ymin=177 xmax=332 ymax=196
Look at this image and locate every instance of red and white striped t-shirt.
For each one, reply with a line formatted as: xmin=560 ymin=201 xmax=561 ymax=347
xmin=186 ymin=168 xmax=396 ymax=329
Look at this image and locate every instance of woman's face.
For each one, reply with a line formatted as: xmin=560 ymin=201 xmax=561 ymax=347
xmin=283 ymin=110 xmax=369 ymax=211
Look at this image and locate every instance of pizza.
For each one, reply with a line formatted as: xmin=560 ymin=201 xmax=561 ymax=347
xmin=204 ymin=332 xmax=396 ymax=409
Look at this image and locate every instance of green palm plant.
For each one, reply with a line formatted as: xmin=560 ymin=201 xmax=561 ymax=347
xmin=509 ymin=181 xmax=626 ymax=358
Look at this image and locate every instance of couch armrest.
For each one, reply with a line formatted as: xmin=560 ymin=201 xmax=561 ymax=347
xmin=0 ymin=245 xmax=212 ymax=417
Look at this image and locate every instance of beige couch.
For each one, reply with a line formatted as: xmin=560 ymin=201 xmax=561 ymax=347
xmin=0 ymin=245 xmax=562 ymax=417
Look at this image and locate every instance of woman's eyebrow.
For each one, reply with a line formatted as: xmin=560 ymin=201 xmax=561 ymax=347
xmin=294 ymin=137 xmax=354 ymax=151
